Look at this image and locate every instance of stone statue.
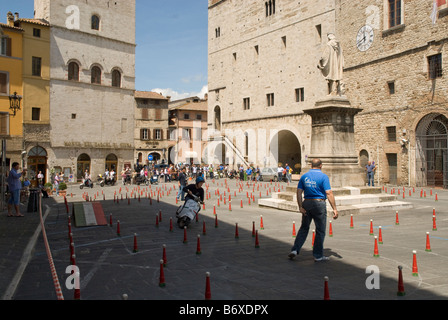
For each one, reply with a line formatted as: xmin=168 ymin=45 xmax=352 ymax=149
xmin=318 ymin=33 xmax=345 ymax=96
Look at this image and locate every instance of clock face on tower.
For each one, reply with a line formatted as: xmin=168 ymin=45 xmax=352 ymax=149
xmin=356 ymin=25 xmax=374 ymax=52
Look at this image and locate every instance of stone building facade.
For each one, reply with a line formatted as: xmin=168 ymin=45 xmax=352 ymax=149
xmin=207 ymin=0 xmax=337 ymax=172
xmin=169 ymin=97 xmax=208 ymax=165
xmin=34 ymin=0 xmax=136 ymax=182
xmin=208 ymin=0 xmax=448 ymax=188
xmin=336 ymin=0 xmax=448 ymax=188
xmin=134 ymin=91 xmax=171 ymax=166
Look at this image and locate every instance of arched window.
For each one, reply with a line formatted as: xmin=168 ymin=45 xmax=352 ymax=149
xmin=91 ymin=66 xmax=101 ymax=84
xmin=112 ymin=69 xmax=121 ymax=88
xmin=91 ymin=15 xmax=100 ymax=30
xmin=68 ymin=61 xmax=79 ymax=81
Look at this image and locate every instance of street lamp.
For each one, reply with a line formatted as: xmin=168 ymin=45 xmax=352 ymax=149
xmin=9 ymin=92 xmax=22 ymax=117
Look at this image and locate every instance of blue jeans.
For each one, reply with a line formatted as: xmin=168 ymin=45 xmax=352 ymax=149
xmin=8 ymin=189 xmax=21 ymax=206
xmin=367 ymin=172 xmax=374 ymax=186
xmin=291 ymin=200 xmax=327 ymax=259
xmin=177 ymin=185 xmax=186 ymax=201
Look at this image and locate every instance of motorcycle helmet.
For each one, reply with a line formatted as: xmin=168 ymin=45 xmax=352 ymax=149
xmin=196 ymin=176 xmax=205 ymax=184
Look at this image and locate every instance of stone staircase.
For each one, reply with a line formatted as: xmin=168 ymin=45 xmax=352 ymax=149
xmin=258 ymin=186 xmax=413 ymax=216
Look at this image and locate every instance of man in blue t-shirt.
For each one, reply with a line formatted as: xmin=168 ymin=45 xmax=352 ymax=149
xmin=288 ymin=159 xmax=338 ymax=262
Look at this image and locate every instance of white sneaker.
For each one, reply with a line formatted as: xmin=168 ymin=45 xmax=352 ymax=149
xmin=314 ymin=256 xmax=330 ymax=262
xmin=288 ymin=251 xmax=297 ymax=260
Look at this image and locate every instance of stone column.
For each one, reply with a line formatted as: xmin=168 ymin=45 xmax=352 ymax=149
xmin=303 ymin=96 xmax=365 ymax=188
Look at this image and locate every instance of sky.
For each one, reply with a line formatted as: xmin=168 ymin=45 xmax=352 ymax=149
xmin=3 ymin=0 xmax=209 ymax=101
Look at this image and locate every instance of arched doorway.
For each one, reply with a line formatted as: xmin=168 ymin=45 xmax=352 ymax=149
xmin=77 ymin=153 xmax=91 ymax=182
xmin=359 ymin=150 xmax=369 ymax=168
xmin=149 ymin=152 xmax=161 ymax=164
xmin=214 ymin=106 xmax=221 ymax=132
xmin=416 ymin=113 xmax=448 ymax=188
xmin=270 ymin=130 xmax=302 ymax=173
xmin=106 ymin=154 xmax=118 ymax=173
xmin=27 ymin=146 xmax=47 ymax=187
xmin=214 ymin=143 xmax=227 ymax=164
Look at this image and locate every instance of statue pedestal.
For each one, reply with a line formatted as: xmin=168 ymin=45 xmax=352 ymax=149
xmin=303 ymin=96 xmax=365 ymax=188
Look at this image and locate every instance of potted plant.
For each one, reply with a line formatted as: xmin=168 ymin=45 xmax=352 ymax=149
xmin=44 ymin=183 xmax=53 ymax=195
xmin=59 ymin=182 xmax=68 ymax=197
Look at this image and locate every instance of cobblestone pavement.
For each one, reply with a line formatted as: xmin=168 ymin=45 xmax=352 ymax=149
xmin=1 ymin=179 xmax=447 ymax=310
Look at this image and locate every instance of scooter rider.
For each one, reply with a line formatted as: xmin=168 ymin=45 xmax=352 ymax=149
xmin=183 ymin=175 xmax=205 ymax=204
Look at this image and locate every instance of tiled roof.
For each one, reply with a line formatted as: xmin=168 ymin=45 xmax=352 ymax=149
xmin=0 ymin=22 xmax=23 ymax=32
xmin=135 ymin=91 xmax=168 ymax=100
xmin=174 ymin=100 xmax=208 ymax=111
xmin=17 ymin=18 xmax=50 ymax=26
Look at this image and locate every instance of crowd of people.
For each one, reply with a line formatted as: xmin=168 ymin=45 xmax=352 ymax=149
xmin=121 ymin=163 xmax=287 ymax=184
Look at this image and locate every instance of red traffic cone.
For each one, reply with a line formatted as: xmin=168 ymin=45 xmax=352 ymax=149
xmin=252 ymin=221 xmax=256 ymax=237
xmin=397 ymin=266 xmax=406 ymax=296
xmin=311 ymin=230 xmax=315 ymax=248
xmin=183 ymin=226 xmax=188 ymax=243
xmin=196 ymin=235 xmax=202 ymax=255
xmin=350 ymin=214 xmax=354 ymax=229
xmin=412 ymin=250 xmax=419 ymax=277
xmin=109 ymin=214 xmax=113 ymax=227
xmin=435 ymin=193 xmax=438 ymax=201
xmin=255 ymin=230 xmax=260 ymax=248
xmin=205 ymin=272 xmax=211 ymax=300
xmin=369 ymin=219 xmax=374 ymax=236
xmin=378 ymin=226 xmax=383 ymax=244
xmin=292 ymin=221 xmax=296 ymax=238
xmin=324 ymin=276 xmax=330 ymax=300
xmin=425 ymin=232 xmax=432 ymax=252
xmin=373 ymin=236 xmax=380 ymax=257
xmin=215 ymin=214 xmax=218 ymax=228
xmin=169 ymin=217 xmax=173 ymax=232
xmin=433 ymin=215 xmax=437 ymax=231
xmin=235 ymin=223 xmax=239 ymax=239
xmin=133 ymin=233 xmax=138 ymax=253
xmin=159 ymin=260 xmax=166 ymax=287
xmin=162 ymin=244 xmax=167 ymax=266
xmin=329 ymin=221 xmax=333 ymax=237
xmin=117 ymin=220 xmax=121 ymax=237
xmin=395 ymin=211 xmax=400 ymax=225
xmin=260 ymin=215 xmax=264 ymax=230
xmin=159 ymin=209 xmax=162 ymax=222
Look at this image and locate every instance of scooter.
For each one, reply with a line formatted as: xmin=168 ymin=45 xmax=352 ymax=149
xmin=135 ymin=174 xmax=150 ymax=186
xmin=96 ymin=175 xmax=105 ymax=187
xmin=176 ymin=193 xmax=203 ymax=228
xmin=80 ymin=178 xmax=93 ymax=189
xmin=105 ymin=176 xmax=116 ymax=186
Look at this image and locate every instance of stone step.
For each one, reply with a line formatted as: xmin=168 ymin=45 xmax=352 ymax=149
xmin=259 ymin=185 xmax=413 ymax=216
xmin=259 ymin=198 xmax=413 ymax=216
xmin=284 ymin=185 xmax=383 ymax=196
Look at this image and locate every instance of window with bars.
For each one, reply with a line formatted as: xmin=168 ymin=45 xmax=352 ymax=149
xmin=295 ymin=88 xmax=305 ymax=102
xmin=387 ymin=126 xmax=397 ymax=142
xmin=428 ymin=54 xmax=443 ymax=79
xmin=243 ymin=97 xmax=250 ymax=110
